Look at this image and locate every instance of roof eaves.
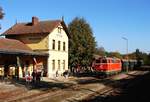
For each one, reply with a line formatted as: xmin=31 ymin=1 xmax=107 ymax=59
xmin=0 ymin=49 xmax=48 ymax=56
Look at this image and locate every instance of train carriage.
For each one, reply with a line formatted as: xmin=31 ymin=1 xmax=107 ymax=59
xmin=93 ymin=57 xmax=122 ymax=75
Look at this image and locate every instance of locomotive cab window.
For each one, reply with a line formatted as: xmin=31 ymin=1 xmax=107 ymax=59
xmin=102 ymin=59 xmax=107 ymax=63
xmin=116 ymin=60 xmax=120 ymax=63
xmin=95 ymin=59 xmax=100 ymax=63
xmin=112 ymin=59 xmax=115 ymax=63
xmin=108 ymin=59 xmax=111 ymax=63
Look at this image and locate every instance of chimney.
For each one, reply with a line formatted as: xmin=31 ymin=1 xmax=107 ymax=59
xmin=32 ymin=16 xmax=38 ymax=25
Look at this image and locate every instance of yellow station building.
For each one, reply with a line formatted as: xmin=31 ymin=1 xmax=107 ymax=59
xmin=2 ymin=17 xmax=69 ymax=78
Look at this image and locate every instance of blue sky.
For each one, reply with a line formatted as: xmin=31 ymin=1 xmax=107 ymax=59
xmin=0 ymin=0 xmax=150 ymax=54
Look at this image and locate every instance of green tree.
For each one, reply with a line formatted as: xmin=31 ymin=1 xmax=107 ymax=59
xmin=107 ymin=51 xmax=122 ymax=59
xmin=135 ymin=49 xmax=142 ymax=60
xmin=128 ymin=53 xmax=136 ymax=59
xmin=95 ymin=46 xmax=106 ymax=57
xmin=0 ymin=6 xmax=4 ymax=29
xmin=68 ymin=17 xmax=96 ymax=71
xmin=0 ymin=7 xmax=4 ymax=19
xmin=135 ymin=49 xmax=147 ymax=66
xmin=147 ymin=53 xmax=150 ymax=65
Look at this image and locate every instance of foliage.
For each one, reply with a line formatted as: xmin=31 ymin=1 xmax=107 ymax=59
xmin=0 ymin=6 xmax=4 ymax=29
xmin=148 ymin=54 xmax=150 ymax=65
xmin=130 ymin=49 xmax=150 ymax=65
xmin=0 ymin=7 xmax=4 ymax=19
xmin=106 ymin=51 xmax=122 ymax=59
xmin=95 ymin=46 xmax=106 ymax=57
xmin=135 ymin=49 xmax=142 ymax=60
xmin=128 ymin=53 xmax=136 ymax=59
xmin=68 ymin=17 xmax=96 ymax=68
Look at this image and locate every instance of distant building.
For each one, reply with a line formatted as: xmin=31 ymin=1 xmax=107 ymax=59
xmin=2 ymin=17 xmax=69 ymax=78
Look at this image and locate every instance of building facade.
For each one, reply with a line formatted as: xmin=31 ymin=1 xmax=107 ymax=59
xmin=47 ymin=24 xmax=68 ymax=77
xmin=3 ymin=17 xmax=69 ymax=78
xmin=0 ymin=38 xmax=47 ymax=78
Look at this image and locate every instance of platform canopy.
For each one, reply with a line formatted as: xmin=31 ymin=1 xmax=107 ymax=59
xmin=0 ymin=38 xmax=48 ymax=56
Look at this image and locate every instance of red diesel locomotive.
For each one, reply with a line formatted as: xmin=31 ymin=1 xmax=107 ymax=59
xmin=93 ymin=57 xmax=122 ymax=75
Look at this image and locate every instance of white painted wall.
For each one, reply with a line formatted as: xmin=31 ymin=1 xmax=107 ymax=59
xmin=47 ymin=25 xmax=68 ymax=78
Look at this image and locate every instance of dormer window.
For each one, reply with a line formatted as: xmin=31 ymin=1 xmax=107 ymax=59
xmin=58 ymin=27 xmax=61 ymax=33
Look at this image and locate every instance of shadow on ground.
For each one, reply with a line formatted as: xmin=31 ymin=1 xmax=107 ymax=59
xmin=1 ymin=66 xmax=150 ymax=101
xmin=0 ymin=78 xmax=75 ymax=91
xmin=81 ymin=66 xmax=150 ymax=102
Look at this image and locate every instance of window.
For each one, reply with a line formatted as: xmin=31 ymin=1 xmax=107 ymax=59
xmin=116 ymin=60 xmax=120 ymax=63
xmin=63 ymin=60 xmax=65 ymax=70
xmin=58 ymin=27 xmax=61 ymax=33
xmin=63 ymin=42 xmax=66 ymax=51
xmin=58 ymin=60 xmax=60 ymax=70
xmin=112 ymin=59 xmax=115 ymax=63
xmin=52 ymin=40 xmax=55 ymax=50
xmin=58 ymin=41 xmax=61 ymax=51
xmin=102 ymin=59 xmax=107 ymax=63
xmin=108 ymin=60 xmax=111 ymax=63
xmin=95 ymin=59 xmax=100 ymax=64
xmin=52 ymin=60 xmax=55 ymax=70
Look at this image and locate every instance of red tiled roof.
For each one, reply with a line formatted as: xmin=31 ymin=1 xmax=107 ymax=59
xmin=3 ymin=20 xmax=62 ymax=35
xmin=0 ymin=38 xmax=48 ymax=56
xmin=0 ymin=38 xmax=32 ymax=51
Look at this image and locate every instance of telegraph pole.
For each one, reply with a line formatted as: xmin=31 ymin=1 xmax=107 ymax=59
xmin=122 ymin=37 xmax=129 ymax=72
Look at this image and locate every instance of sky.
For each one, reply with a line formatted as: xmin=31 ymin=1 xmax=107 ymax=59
xmin=0 ymin=0 xmax=150 ymax=54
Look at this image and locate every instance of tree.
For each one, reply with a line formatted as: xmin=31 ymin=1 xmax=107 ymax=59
xmin=123 ymin=49 xmax=150 ymax=65
xmin=107 ymin=51 xmax=122 ymax=59
xmin=128 ymin=53 xmax=136 ymax=59
xmin=95 ymin=46 xmax=106 ymax=57
xmin=0 ymin=6 xmax=4 ymax=29
xmin=135 ymin=49 xmax=148 ymax=66
xmin=135 ymin=49 xmax=142 ymax=60
xmin=147 ymin=53 xmax=150 ymax=65
xmin=68 ymin=17 xmax=96 ymax=71
xmin=0 ymin=7 xmax=4 ymax=19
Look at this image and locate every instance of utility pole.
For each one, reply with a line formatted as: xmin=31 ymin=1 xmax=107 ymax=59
xmin=122 ymin=37 xmax=129 ymax=72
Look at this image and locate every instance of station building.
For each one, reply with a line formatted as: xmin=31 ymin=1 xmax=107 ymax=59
xmin=1 ymin=17 xmax=69 ymax=78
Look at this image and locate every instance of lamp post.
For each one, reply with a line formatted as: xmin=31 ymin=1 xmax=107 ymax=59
xmin=122 ymin=37 xmax=129 ymax=72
